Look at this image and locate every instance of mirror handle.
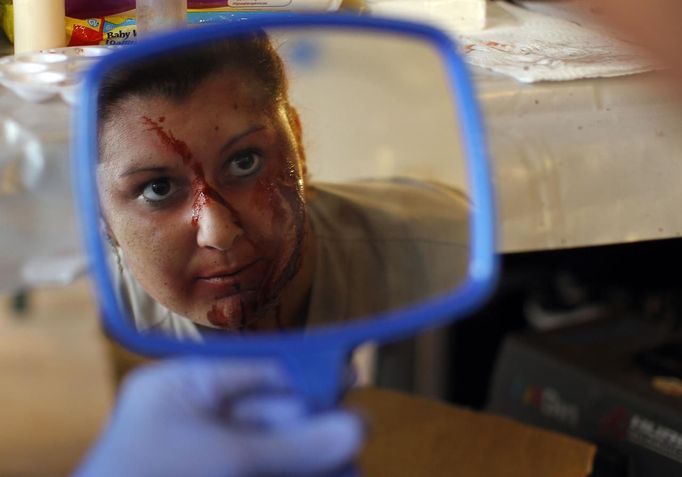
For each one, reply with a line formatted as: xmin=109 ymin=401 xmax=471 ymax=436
xmin=284 ymin=347 xmax=351 ymax=410
xmin=285 ymin=349 xmax=364 ymax=476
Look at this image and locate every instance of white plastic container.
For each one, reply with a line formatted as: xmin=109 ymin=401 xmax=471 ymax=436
xmin=366 ymin=0 xmax=486 ymax=33
xmin=12 ymin=0 xmax=67 ymax=54
xmin=0 ymin=46 xmax=117 ymax=103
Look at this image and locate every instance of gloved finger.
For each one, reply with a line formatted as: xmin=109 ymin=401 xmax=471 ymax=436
xmin=235 ymin=410 xmax=364 ymax=477
xmin=334 ymin=464 xmax=362 ymax=477
xmin=121 ymin=358 xmax=293 ymax=410
xmin=230 ymin=393 xmax=307 ymax=430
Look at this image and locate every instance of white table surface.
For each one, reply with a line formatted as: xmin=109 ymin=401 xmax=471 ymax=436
xmin=475 ymin=68 xmax=682 ymax=252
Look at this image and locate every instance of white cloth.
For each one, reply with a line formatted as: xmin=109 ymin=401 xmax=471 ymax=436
xmin=459 ymin=1 xmax=658 ymax=83
xmin=113 ymin=179 xmax=470 ymax=339
xmin=369 ymin=0 xmax=659 ymax=83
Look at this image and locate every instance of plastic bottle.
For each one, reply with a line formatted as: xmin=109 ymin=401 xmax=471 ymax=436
xmin=136 ymin=0 xmax=187 ymax=38
xmin=13 ymin=0 xmax=67 ymax=54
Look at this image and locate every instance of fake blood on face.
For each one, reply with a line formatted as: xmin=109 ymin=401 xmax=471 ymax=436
xmin=189 ymin=162 xmax=243 ymax=230
xmin=190 ymin=163 xmax=208 ymax=228
xmin=191 ymin=188 xmax=208 ymax=228
xmin=138 ymin=115 xmax=241 ymax=229
xmin=142 ymin=116 xmax=192 ymax=165
xmin=138 ymin=115 xmax=304 ymax=330
xmin=207 ymin=301 xmax=243 ymax=329
xmin=251 ymin=158 xmax=306 ymax=311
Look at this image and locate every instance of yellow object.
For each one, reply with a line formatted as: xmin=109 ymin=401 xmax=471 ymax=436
xmin=0 ymin=2 xmax=13 ymax=43
xmin=13 ymin=0 xmax=66 ymax=53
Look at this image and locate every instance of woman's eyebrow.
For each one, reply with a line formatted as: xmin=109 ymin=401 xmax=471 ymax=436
xmin=119 ymin=166 xmax=171 ymax=179
xmin=220 ymin=125 xmax=266 ymax=152
xmin=118 ymin=125 xmax=266 ymax=178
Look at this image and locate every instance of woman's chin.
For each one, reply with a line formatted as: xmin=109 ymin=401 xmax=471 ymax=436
xmin=191 ymin=292 xmax=260 ymax=330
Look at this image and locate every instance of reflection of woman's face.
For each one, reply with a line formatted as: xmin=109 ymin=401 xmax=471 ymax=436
xmin=98 ymin=72 xmax=314 ymax=331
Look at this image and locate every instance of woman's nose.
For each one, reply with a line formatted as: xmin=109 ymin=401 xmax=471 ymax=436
xmin=195 ymin=200 xmax=243 ymax=251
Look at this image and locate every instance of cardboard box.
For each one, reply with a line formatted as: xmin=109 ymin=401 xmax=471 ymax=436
xmin=488 ymin=318 xmax=682 ymax=476
xmin=346 ymin=387 xmax=595 ymax=476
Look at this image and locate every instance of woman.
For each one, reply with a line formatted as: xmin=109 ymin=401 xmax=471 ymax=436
xmin=97 ymin=33 xmax=469 ymax=337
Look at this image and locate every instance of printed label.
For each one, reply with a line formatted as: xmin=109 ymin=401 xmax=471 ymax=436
xmin=227 ymin=0 xmax=293 ymax=7
xmin=629 ymin=414 xmax=682 ymax=464
xmin=512 ymin=381 xmax=581 ymax=428
xmin=67 ymin=14 xmax=137 ymax=47
xmin=600 ymin=407 xmax=682 ymax=464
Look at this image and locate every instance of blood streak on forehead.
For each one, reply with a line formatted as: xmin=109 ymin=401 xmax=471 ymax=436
xmin=136 ymin=115 xmax=244 ymax=229
xmin=141 ymin=116 xmax=192 ymax=165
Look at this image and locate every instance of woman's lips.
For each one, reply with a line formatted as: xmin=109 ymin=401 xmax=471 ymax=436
xmin=194 ymin=259 xmax=268 ymax=299
xmin=193 ymin=259 xmax=271 ymax=329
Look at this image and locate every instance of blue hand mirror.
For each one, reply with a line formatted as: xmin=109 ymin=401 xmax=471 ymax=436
xmin=74 ymin=13 xmax=498 ymax=409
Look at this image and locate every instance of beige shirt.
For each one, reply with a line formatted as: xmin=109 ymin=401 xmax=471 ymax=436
xmin=112 ymin=179 xmax=470 ymax=339
xmin=305 ymin=179 xmax=469 ymax=328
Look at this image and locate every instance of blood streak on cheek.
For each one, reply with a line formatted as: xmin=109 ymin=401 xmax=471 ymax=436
xmin=191 ymin=182 xmax=208 ymax=228
xmin=249 ymin=178 xmax=280 ymax=304
xmin=141 ymin=116 xmax=192 ymax=165
xmin=281 ymin=160 xmax=300 ymax=189
xmin=252 ymin=157 xmax=306 ymax=307
xmin=252 ymin=177 xmax=281 ymax=235
xmin=252 ymin=158 xmax=305 ymax=243
xmin=274 ymin=158 xmax=306 ymax=221
xmin=190 ymin=163 xmax=207 ymax=228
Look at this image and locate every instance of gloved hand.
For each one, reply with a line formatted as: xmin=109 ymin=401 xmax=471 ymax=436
xmin=74 ymin=358 xmax=364 ymax=477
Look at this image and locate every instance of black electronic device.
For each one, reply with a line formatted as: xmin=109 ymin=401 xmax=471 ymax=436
xmin=488 ymin=317 xmax=682 ymax=477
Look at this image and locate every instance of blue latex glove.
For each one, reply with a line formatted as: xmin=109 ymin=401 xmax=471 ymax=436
xmin=74 ymin=358 xmax=363 ymax=477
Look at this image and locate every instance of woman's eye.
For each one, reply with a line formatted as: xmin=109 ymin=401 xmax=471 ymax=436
xmin=141 ymin=179 xmax=174 ymax=202
xmin=228 ymin=151 xmax=262 ymax=177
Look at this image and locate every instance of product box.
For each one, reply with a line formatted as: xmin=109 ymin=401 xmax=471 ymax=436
xmin=488 ymin=318 xmax=682 ymax=477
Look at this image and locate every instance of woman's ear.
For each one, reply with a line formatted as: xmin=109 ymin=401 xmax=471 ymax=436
xmin=286 ymin=105 xmax=308 ymax=182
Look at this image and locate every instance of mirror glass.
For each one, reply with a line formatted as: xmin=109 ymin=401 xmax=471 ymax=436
xmin=95 ymin=27 xmax=470 ymax=340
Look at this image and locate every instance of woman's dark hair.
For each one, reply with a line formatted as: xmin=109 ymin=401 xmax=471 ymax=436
xmin=98 ymin=32 xmax=289 ymax=126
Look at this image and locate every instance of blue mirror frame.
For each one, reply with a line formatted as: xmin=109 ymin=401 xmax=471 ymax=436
xmin=73 ymin=12 xmax=498 ymax=408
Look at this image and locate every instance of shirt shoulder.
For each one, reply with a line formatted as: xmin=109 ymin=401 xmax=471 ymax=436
xmin=307 ymin=178 xmax=469 ymax=244
xmin=305 ymin=179 xmax=470 ymax=326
